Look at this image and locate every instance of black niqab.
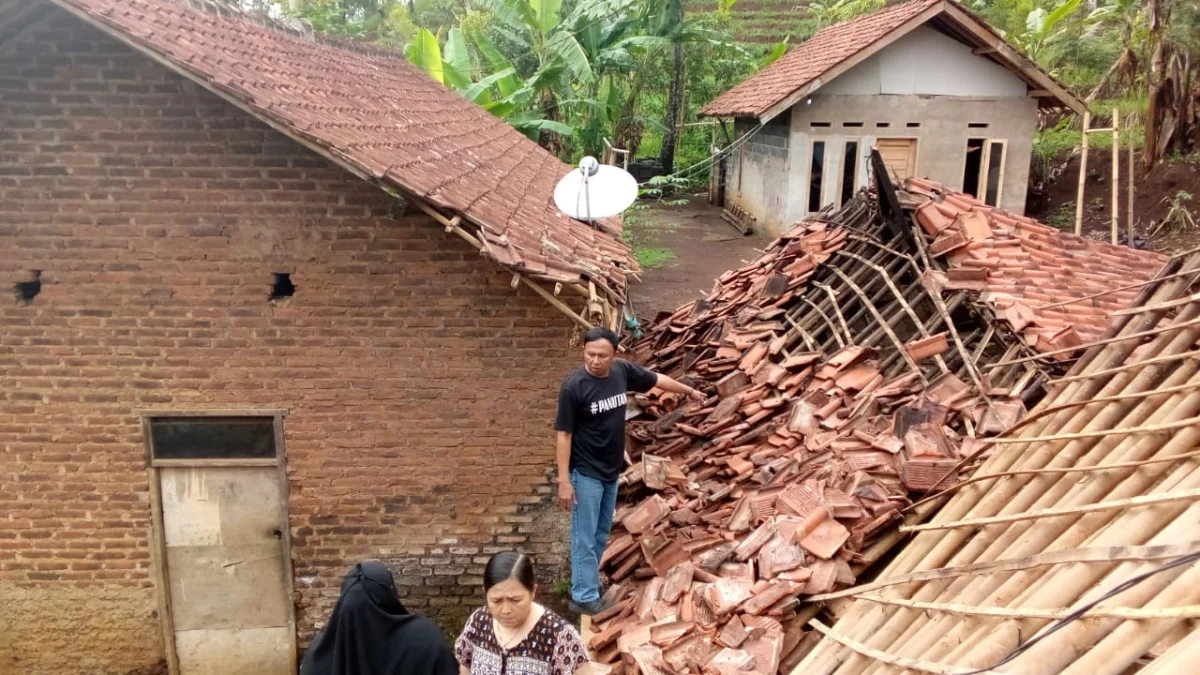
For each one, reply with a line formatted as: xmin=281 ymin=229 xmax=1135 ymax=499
xmin=300 ymin=561 xmax=458 ymax=675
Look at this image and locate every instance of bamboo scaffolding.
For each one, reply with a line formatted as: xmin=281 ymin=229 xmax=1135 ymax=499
xmin=796 ymin=254 xmax=1200 ymax=675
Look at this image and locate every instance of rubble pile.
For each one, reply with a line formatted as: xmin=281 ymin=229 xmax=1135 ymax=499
xmin=587 ymin=219 xmax=1026 ymax=674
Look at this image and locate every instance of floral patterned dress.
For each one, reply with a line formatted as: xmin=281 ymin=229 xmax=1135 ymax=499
xmin=455 ymin=606 xmax=589 ymax=675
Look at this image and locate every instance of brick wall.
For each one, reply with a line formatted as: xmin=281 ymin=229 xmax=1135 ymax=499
xmin=0 ymin=9 xmax=577 ymax=674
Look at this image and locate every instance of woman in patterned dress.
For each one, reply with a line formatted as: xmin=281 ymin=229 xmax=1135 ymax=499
xmin=456 ymin=552 xmax=591 ymax=675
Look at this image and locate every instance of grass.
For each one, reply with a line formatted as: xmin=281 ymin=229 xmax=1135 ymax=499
xmin=1046 ymin=201 xmax=1075 ymax=229
xmin=634 ymin=246 xmax=678 ymax=269
xmin=623 ymin=203 xmax=680 ymax=270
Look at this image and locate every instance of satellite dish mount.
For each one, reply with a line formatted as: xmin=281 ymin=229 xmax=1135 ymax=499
xmin=554 ymin=155 xmax=638 ymax=224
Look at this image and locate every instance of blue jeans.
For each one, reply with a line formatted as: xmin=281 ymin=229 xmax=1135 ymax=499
xmin=569 ymin=469 xmax=619 ymax=604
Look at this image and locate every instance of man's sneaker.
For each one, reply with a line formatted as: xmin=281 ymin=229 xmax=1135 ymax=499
xmin=568 ymin=597 xmax=612 ymax=616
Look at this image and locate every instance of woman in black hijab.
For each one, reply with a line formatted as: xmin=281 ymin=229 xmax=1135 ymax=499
xmin=300 ymin=561 xmax=459 ymax=675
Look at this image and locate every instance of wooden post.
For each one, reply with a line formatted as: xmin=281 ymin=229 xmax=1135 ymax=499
xmin=1112 ymin=108 xmax=1120 ymax=245
xmin=1128 ymin=129 xmax=1135 ymax=244
xmin=1075 ymin=111 xmax=1091 ymax=235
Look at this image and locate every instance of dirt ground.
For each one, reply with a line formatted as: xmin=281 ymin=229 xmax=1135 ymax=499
xmin=625 ymin=195 xmax=769 ymax=321
xmin=1028 ymin=150 xmax=1200 ymax=252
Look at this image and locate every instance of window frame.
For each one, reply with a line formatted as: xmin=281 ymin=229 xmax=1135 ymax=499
xmin=140 ymin=409 xmax=286 ymax=468
xmin=977 ymin=139 xmax=1008 ymax=208
xmin=808 ymin=138 xmax=828 ymax=214
xmin=838 ymin=139 xmax=862 ymax=208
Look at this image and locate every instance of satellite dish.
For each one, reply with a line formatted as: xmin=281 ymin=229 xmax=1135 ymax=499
xmin=554 ymin=155 xmax=639 ymax=222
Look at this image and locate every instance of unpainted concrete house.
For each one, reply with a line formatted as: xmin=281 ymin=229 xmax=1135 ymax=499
xmin=701 ymin=0 xmax=1087 ymax=237
xmin=0 ymin=0 xmax=636 ymax=673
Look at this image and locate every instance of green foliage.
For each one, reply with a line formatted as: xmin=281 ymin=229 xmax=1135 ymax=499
xmin=634 ymin=247 xmax=678 ymax=269
xmin=1045 ymin=201 xmax=1076 ymax=228
xmin=1152 ymin=191 xmax=1197 ymax=236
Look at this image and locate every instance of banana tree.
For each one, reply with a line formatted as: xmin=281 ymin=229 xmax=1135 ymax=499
xmin=1011 ymin=0 xmax=1083 ymax=63
xmin=404 ymin=26 xmax=571 ymax=139
xmin=468 ymin=0 xmax=600 ymax=149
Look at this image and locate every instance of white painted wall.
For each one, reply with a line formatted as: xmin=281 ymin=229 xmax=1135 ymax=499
xmin=722 ymin=25 xmax=1039 ymax=237
xmin=820 ymin=26 xmax=1028 ymax=98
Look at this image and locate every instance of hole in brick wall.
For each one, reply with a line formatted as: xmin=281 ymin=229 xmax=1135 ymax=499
xmin=842 ymin=122 xmax=864 ymax=128
xmin=810 ymin=122 xmax=831 ymax=128
xmin=906 ymin=122 xmax=921 ymax=128
xmin=876 ymin=122 xmax=891 ymax=128
xmin=15 ymin=271 xmax=41 ymax=303
xmin=968 ymin=122 xmax=989 ymax=129
xmin=270 ymin=273 xmax=295 ymax=300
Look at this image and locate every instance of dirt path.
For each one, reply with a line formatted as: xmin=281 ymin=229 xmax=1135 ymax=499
xmin=625 ymin=196 xmax=768 ymax=321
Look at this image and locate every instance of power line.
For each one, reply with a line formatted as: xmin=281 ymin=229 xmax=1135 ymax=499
xmin=638 ymin=121 xmax=765 ymax=187
xmin=958 ymin=550 xmax=1200 ymax=675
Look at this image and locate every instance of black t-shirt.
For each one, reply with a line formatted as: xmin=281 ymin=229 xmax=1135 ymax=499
xmin=554 ymin=359 xmax=658 ymax=482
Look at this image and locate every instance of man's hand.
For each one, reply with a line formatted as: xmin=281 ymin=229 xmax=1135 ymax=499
xmin=686 ymin=387 xmax=706 ymax=403
xmin=558 ymin=480 xmax=576 ymax=511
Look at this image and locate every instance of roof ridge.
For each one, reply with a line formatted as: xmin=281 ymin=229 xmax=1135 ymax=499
xmin=809 ymin=0 xmax=940 ymax=38
xmin=163 ymin=0 xmax=408 ymax=63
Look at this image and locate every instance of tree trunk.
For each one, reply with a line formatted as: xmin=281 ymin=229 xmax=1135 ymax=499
xmin=659 ymin=43 xmax=685 ymax=174
xmin=538 ymin=89 xmax=562 ymax=156
xmin=1143 ymin=0 xmax=1169 ymax=171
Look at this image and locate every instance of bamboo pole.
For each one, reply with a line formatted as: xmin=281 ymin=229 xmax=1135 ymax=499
xmin=810 ymin=542 xmax=1200 ymax=602
xmin=944 ymin=497 xmax=1200 ymax=672
xmin=854 ymin=593 xmax=1200 ymax=620
xmin=875 ymin=363 xmax=1200 ymax=671
xmin=806 ymin=620 xmax=1004 ymax=675
xmin=1128 ymin=119 xmax=1135 ymax=245
xmin=828 ymin=267 xmax=925 ymax=378
xmin=1113 ymin=108 xmax=1121 ymax=245
xmin=859 ymin=307 xmax=1200 ymax=667
xmin=912 ymin=445 xmax=1200 ymax=511
xmin=950 ymin=496 xmax=1200 ymax=673
xmin=925 ymin=459 xmax=1200 ymax=670
xmin=1135 ymin=633 xmax=1200 ymax=674
xmin=814 ymin=278 xmax=1200 ymax=675
xmin=909 ymin=358 xmax=1200 ymax=668
xmin=1076 ymin=110 xmax=1091 ymax=235
xmin=902 ymin=486 xmax=1200 ymax=533
xmin=798 ymin=261 xmax=1200 ymax=674
xmin=1025 ymin=529 xmax=1200 ymax=674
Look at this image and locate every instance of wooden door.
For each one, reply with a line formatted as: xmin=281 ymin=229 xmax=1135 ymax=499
xmin=876 ymin=138 xmax=918 ymax=181
xmin=146 ymin=414 xmax=295 ymax=675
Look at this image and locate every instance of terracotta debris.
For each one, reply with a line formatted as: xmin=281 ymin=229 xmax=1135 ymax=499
xmin=588 ymin=182 xmax=1162 ymax=673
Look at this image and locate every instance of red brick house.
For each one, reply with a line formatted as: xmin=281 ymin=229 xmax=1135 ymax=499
xmin=0 ymin=1 xmax=636 ymax=673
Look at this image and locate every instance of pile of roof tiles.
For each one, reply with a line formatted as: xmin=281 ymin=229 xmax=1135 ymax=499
xmin=583 ymin=177 xmax=1172 ymax=673
xmin=902 ymin=178 xmax=1165 ymax=354
xmin=585 ymin=215 xmax=1027 ymax=674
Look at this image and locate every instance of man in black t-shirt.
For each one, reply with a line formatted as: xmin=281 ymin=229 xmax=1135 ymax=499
xmin=554 ymin=327 xmax=704 ymax=615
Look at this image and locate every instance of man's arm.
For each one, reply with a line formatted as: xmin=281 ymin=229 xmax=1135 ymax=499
xmin=654 ymin=372 xmax=706 ymax=402
xmin=556 ymin=430 xmax=575 ymax=510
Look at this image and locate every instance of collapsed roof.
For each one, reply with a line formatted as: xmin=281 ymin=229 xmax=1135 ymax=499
xmin=796 ymin=249 xmax=1200 ymax=674
xmin=584 ymin=174 xmax=1172 ymax=672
